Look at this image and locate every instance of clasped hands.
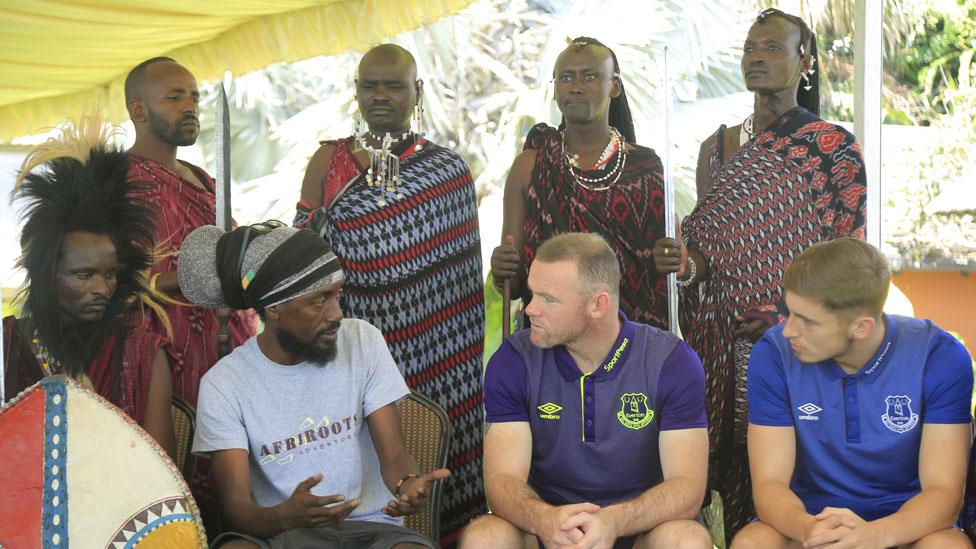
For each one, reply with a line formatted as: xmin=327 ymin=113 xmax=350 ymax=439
xmin=538 ymin=502 xmax=618 ymax=549
xmin=802 ymin=507 xmax=886 ymax=549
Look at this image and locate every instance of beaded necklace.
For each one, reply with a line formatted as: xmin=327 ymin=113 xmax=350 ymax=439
xmin=30 ymin=333 xmax=61 ymax=377
xmin=561 ymin=127 xmax=627 ymax=191
xmin=355 ymin=130 xmax=413 ymax=206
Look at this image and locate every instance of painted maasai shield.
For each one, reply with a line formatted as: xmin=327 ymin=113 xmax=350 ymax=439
xmin=0 ymin=375 xmax=206 ymax=548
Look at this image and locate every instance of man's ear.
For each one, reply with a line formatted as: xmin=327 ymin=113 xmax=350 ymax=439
xmin=264 ymin=305 xmax=281 ymax=321
xmin=127 ymin=98 xmax=147 ymax=123
xmin=849 ymin=313 xmax=877 ymax=341
xmin=416 ymin=78 xmax=424 ymax=97
xmin=609 ymin=75 xmax=622 ymax=99
xmin=588 ymin=290 xmax=613 ymax=319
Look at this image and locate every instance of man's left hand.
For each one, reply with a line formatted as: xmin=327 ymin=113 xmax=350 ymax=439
xmin=804 ymin=507 xmax=885 ymax=549
xmin=559 ymin=509 xmax=617 ymax=549
xmin=381 ymin=468 xmax=451 ymax=517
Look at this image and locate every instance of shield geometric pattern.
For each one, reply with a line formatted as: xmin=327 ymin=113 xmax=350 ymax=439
xmin=0 ymin=375 xmax=206 ymax=548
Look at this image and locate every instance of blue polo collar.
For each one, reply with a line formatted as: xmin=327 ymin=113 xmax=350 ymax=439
xmin=554 ymin=310 xmax=635 ymax=381
xmin=825 ymin=314 xmax=898 ymax=380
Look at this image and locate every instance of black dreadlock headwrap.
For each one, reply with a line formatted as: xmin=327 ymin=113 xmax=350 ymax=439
xmin=756 ymin=8 xmax=821 ymax=115
xmin=556 ymin=36 xmax=638 ymax=145
xmin=12 ymin=114 xmax=165 ymax=378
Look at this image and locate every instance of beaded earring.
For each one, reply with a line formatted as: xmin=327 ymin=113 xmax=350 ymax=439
xmin=353 ymin=112 xmax=364 ymax=137
xmin=800 ymin=44 xmax=816 ymax=91
xmin=412 ymin=81 xmax=426 ymax=138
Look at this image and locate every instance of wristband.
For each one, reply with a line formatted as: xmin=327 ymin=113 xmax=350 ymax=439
xmin=394 ymin=473 xmax=418 ymax=498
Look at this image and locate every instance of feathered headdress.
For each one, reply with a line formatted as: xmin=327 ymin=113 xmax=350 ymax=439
xmin=12 ymin=112 xmax=169 ymax=377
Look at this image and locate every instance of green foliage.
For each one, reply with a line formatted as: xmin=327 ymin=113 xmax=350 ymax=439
xmin=483 ymin=272 xmax=505 ymax=365
xmin=483 ymin=269 xmax=522 ymax=365
xmin=800 ymin=0 xmax=976 ymax=124
xmin=885 ymin=86 xmax=976 ymax=269
xmin=818 ymin=34 xmax=855 ymax=122
xmin=893 ymin=1 xmax=976 ymax=99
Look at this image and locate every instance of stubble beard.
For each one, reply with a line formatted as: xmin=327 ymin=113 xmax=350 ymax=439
xmin=147 ymin=107 xmax=197 ymax=147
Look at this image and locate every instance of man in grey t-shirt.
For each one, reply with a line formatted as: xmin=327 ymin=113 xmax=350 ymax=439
xmin=180 ymin=222 xmax=448 ymax=548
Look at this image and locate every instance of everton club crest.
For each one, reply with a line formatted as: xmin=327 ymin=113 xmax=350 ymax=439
xmin=617 ymin=393 xmax=654 ymax=430
xmin=881 ymin=395 xmax=919 ymax=433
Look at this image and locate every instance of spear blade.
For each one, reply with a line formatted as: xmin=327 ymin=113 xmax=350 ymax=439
xmin=215 ymin=83 xmax=232 ymax=231
xmin=214 ymin=82 xmax=232 ymax=357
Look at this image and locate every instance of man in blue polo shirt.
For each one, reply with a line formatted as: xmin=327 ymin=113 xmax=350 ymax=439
xmin=461 ymin=233 xmax=711 ymax=549
xmin=733 ymin=237 xmax=973 ymax=548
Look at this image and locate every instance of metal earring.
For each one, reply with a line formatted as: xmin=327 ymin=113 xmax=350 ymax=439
xmin=412 ymin=94 xmax=425 ymax=137
xmin=353 ymin=112 xmax=364 ymax=137
xmin=802 ymin=56 xmax=816 ymax=91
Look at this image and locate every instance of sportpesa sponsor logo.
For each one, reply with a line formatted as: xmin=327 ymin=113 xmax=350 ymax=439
xmin=538 ymin=402 xmax=563 ymax=420
xmin=603 ymin=337 xmax=630 ymax=372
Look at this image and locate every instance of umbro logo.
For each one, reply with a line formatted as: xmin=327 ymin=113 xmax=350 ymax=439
xmin=797 ymin=402 xmax=823 ymax=421
xmin=538 ymin=402 xmax=562 ymax=420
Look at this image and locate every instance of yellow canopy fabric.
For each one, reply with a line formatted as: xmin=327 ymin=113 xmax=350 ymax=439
xmin=0 ymin=0 xmax=474 ymax=142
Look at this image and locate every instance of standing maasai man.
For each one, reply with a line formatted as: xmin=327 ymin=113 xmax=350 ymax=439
xmin=124 ymin=56 xmax=257 ymax=406
xmin=652 ymin=9 xmax=867 ymax=536
xmin=490 ymin=37 xmax=668 ymax=331
xmin=3 ymin=115 xmax=175 ymax=460
xmin=295 ymin=44 xmax=485 ymax=544
xmin=123 ymin=56 xmax=258 ymax=532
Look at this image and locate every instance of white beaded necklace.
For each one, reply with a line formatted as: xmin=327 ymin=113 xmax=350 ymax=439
xmin=561 ymin=127 xmax=627 ymax=192
xmin=355 ymin=130 xmax=413 ymax=206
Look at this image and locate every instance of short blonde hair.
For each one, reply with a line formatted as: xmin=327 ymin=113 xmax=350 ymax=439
xmin=535 ymin=232 xmax=621 ymax=300
xmin=784 ymin=237 xmax=890 ymax=317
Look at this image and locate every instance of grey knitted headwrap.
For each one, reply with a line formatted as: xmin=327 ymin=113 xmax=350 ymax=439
xmin=178 ymin=224 xmax=343 ymax=310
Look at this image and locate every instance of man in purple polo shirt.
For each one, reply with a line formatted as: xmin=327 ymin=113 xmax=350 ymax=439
xmin=733 ymin=237 xmax=973 ymax=548
xmin=461 ymin=233 xmax=711 ymax=549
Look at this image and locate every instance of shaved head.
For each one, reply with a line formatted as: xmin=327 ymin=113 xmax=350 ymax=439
xmin=357 ymin=43 xmax=417 ymax=81
xmin=124 ymin=58 xmax=199 ymax=147
xmin=552 ymin=37 xmax=620 ymax=127
xmin=550 ymin=36 xmax=636 ymax=142
xmin=554 ymin=39 xmax=614 ymax=77
xmin=125 ymin=57 xmax=178 ymax=103
xmin=355 ymin=44 xmax=421 ymax=134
